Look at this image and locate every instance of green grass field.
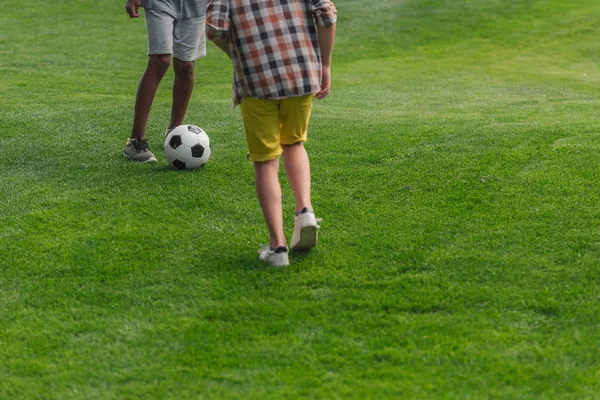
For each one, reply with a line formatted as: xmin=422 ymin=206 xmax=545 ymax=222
xmin=1 ymin=0 xmax=599 ymax=398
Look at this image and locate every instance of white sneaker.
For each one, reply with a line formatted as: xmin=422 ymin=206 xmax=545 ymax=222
xmin=258 ymin=245 xmax=290 ymax=267
xmin=291 ymin=208 xmax=321 ymax=251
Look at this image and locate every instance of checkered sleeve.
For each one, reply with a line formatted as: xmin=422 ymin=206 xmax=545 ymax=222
xmin=310 ymin=0 xmax=337 ymax=27
xmin=206 ymin=0 xmax=231 ymax=42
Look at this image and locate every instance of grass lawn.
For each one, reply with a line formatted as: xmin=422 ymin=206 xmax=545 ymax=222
xmin=1 ymin=0 xmax=599 ymax=398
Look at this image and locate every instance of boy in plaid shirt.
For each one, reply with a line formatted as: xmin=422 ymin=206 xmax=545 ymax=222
xmin=206 ymin=0 xmax=337 ymax=266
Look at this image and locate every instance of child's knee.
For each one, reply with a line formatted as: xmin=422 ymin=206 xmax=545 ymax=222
xmin=174 ymin=59 xmax=195 ymax=80
xmin=149 ymin=55 xmax=171 ymax=77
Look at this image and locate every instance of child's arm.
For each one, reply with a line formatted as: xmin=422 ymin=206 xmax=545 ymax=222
xmin=206 ymin=0 xmax=231 ymax=57
xmin=315 ymin=23 xmax=336 ymax=99
xmin=311 ymin=0 xmax=337 ymax=99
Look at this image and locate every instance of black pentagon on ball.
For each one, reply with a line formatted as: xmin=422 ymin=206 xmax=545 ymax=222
xmin=169 ymin=135 xmax=182 ymax=149
xmin=188 ymin=125 xmax=201 ymax=134
xmin=172 ymin=159 xmax=187 ymax=170
xmin=191 ymin=144 xmax=205 ymax=158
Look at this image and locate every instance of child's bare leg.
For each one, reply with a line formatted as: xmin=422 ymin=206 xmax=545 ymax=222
xmin=131 ymin=54 xmax=171 ymax=139
xmin=254 ymin=158 xmax=287 ymax=249
xmin=282 ymin=142 xmax=312 ymax=212
xmin=169 ymin=57 xmax=195 ymax=129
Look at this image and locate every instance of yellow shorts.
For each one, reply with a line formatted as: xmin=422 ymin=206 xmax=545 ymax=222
xmin=240 ymin=94 xmax=315 ymax=162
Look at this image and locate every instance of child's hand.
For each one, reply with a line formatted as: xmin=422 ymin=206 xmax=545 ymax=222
xmin=125 ymin=0 xmax=142 ymax=18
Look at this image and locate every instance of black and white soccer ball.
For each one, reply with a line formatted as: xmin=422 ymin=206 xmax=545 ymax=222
xmin=164 ymin=125 xmax=211 ymax=170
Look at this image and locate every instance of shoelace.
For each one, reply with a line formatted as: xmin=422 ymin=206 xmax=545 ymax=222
xmin=134 ymin=139 xmax=150 ymax=152
xmin=316 ymin=217 xmax=323 ymax=229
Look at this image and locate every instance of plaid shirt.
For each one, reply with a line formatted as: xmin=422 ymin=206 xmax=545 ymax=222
xmin=206 ymin=0 xmax=337 ymax=106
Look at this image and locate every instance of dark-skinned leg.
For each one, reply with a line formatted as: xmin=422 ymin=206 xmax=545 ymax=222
xmin=131 ymin=54 xmax=172 ymax=139
xmin=169 ymin=57 xmax=195 ymax=129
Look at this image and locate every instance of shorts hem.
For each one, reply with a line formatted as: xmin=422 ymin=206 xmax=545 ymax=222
xmin=148 ymin=50 xmax=173 ymax=56
xmin=280 ymin=137 xmax=307 ymax=146
xmin=247 ymin=151 xmax=282 ymax=162
xmin=172 ymin=51 xmax=207 ymax=62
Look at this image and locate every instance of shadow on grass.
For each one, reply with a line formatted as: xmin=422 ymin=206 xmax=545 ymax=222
xmin=143 ymin=164 xmax=209 ymax=174
xmin=196 ymin=253 xmax=294 ymax=273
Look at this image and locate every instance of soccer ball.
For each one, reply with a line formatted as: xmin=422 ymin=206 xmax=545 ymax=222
xmin=164 ymin=125 xmax=211 ymax=170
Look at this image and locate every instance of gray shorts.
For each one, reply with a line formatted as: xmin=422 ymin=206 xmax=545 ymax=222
xmin=145 ymin=9 xmax=206 ymax=61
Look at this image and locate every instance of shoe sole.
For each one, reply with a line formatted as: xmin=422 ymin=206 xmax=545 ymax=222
xmin=123 ymin=151 xmax=157 ymax=163
xmin=292 ymin=225 xmax=318 ymax=251
xmin=259 ymin=254 xmax=289 ymax=267
xmin=270 ymin=259 xmax=290 ymax=267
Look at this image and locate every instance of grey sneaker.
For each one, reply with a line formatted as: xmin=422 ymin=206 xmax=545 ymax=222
xmin=258 ymin=245 xmax=290 ymax=267
xmin=123 ymin=137 xmax=157 ymax=163
xmin=291 ymin=208 xmax=321 ymax=251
